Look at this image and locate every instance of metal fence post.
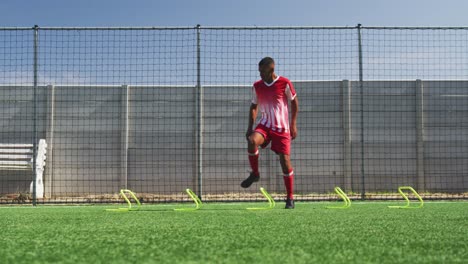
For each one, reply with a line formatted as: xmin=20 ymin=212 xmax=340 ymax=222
xmin=45 ymin=84 xmax=55 ymax=198
xmin=415 ymin=79 xmax=425 ymax=191
xmin=357 ymin=24 xmax=366 ymax=200
xmin=196 ymin=25 xmax=203 ymax=200
xmin=120 ymin=85 xmax=130 ymax=189
xmin=342 ymin=80 xmax=352 ymax=191
xmin=32 ymin=25 xmax=39 ymax=206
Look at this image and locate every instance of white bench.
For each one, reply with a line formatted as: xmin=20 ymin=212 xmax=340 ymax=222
xmin=0 ymin=139 xmax=47 ymax=198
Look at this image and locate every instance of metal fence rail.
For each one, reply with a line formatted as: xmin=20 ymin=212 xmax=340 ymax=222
xmin=0 ymin=25 xmax=467 ymax=204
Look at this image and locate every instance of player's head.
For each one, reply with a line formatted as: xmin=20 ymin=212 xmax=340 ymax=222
xmin=258 ymin=57 xmax=275 ymax=81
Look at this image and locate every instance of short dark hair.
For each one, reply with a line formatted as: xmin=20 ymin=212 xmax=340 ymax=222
xmin=258 ymin=57 xmax=275 ymax=67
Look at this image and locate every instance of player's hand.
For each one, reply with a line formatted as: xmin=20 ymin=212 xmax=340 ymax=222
xmin=245 ymin=129 xmax=253 ymax=141
xmin=290 ymin=125 xmax=297 ymax=140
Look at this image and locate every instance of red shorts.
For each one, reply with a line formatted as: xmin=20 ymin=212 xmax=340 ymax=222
xmin=254 ymin=124 xmax=291 ymax=155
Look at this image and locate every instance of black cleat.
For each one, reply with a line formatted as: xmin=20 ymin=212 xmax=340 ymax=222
xmin=241 ymin=172 xmax=260 ymax=188
xmin=285 ymin=198 xmax=295 ymax=209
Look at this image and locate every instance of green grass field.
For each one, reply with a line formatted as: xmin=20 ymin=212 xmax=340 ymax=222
xmin=0 ymin=202 xmax=466 ymax=263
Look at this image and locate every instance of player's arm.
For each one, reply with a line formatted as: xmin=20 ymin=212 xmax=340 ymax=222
xmin=290 ymin=97 xmax=299 ymax=140
xmin=285 ymin=80 xmax=299 ymax=140
xmin=246 ymin=86 xmax=258 ymax=140
xmin=246 ymin=103 xmax=258 ymax=140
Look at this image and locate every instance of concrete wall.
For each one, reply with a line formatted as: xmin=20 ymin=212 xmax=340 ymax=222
xmin=0 ymin=80 xmax=467 ymax=197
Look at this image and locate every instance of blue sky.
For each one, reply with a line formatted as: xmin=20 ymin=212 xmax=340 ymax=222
xmin=1 ymin=1 xmax=468 ymax=85
xmin=0 ymin=0 xmax=467 ymax=27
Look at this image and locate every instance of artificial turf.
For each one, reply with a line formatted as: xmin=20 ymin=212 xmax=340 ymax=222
xmin=0 ymin=202 xmax=466 ymax=264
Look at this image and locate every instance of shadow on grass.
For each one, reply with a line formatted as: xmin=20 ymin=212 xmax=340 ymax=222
xmin=133 ymin=208 xmax=250 ymax=212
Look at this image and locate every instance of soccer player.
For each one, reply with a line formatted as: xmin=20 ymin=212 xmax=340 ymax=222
xmin=241 ymin=57 xmax=299 ymax=209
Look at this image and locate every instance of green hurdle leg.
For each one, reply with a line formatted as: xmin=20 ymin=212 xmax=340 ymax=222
xmin=106 ymin=189 xmax=141 ymax=212
xmin=174 ymin=189 xmax=202 ymax=211
xmin=327 ymin=187 xmax=351 ymax=209
xmin=247 ymin=187 xmax=276 ymax=210
xmin=388 ymin=186 xmax=424 ymax=209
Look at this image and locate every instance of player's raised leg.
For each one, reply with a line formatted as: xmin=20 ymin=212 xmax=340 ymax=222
xmin=241 ymin=132 xmax=265 ymax=188
xmin=279 ymin=153 xmax=295 ymax=209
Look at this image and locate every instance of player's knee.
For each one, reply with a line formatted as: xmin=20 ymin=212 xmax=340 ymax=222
xmin=247 ymin=135 xmax=258 ymax=146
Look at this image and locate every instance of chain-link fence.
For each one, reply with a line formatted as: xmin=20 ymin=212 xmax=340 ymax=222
xmin=0 ymin=25 xmax=467 ymax=204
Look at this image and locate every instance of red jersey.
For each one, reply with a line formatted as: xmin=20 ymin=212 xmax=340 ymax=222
xmin=251 ymin=76 xmax=297 ymax=133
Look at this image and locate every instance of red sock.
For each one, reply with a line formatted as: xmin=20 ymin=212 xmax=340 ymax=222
xmin=248 ymin=149 xmax=259 ymax=176
xmin=283 ymin=169 xmax=294 ymax=199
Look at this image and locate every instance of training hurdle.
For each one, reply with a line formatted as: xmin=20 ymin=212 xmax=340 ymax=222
xmin=174 ymin=189 xmax=203 ymax=211
xmin=247 ymin=187 xmax=276 ymax=210
xmin=106 ymin=189 xmax=141 ymax=212
xmin=327 ymin=187 xmax=351 ymax=209
xmin=388 ymin=186 xmax=424 ymax=209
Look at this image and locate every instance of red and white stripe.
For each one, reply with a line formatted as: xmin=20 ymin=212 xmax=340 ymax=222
xmin=252 ymin=76 xmax=297 ymax=134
